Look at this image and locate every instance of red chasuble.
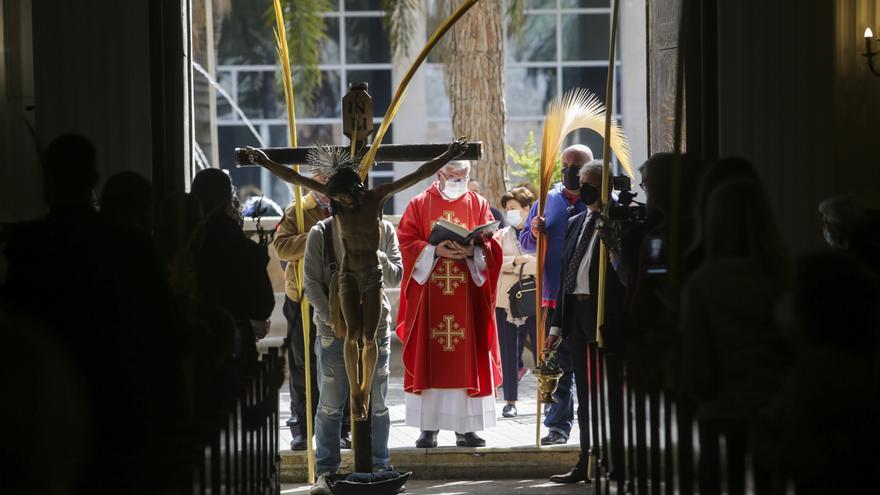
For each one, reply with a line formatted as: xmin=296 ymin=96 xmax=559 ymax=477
xmin=396 ymin=184 xmax=503 ymax=398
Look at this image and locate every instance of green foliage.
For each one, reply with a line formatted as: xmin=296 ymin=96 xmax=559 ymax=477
xmin=507 ymin=130 xmax=561 ymax=188
xmin=273 ymin=0 xmax=332 ymax=113
xmin=382 ymin=0 xmax=421 ymax=59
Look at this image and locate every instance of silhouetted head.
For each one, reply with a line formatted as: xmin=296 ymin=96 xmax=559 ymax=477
xmin=100 ymin=171 xmax=153 ymax=233
xmin=818 ymin=194 xmax=866 ymax=250
xmin=704 ymin=178 xmax=787 ymax=279
xmin=190 ymin=168 xmax=233 ymax=215
xmin=43 ymin=134 xmax=99 ymax=209
xmin=794 ymin=252 xmax=878 ymax=354
xmin=326 ymin=168 xmax=365 ymax=214
xmin=638 ymin=152 xmax=706 ymax=228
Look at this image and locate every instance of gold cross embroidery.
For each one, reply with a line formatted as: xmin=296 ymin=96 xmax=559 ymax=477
xmin=432 ymin=315 xmax=465 ymax=352
xmin=430 ymin=259 xmax=466 ymax=295
xmin=440 ymin=210 xmax=464 ymax=226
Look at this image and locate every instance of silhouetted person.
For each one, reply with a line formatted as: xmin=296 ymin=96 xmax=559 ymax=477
xmin=1 ymin=134 xmax=184 ymax=493
xmin=819 ymin=194 xmax=880 ymax=276
xmin=680 ymin=179 xmax=789 ymax=495
xmin=99 ymin=171 xmax=153 ymax=234
xmin=753 ymin=252 xmax=879 ymax=494
xmin=190 ymin=168 xmax=274 ymax=353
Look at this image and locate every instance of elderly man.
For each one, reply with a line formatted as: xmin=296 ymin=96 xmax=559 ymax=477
xmin=519 ymin=144 xmax=592 ymax=445
xmin=545 ymin=160 xmax=627 ymax=484
xmin=397 ymin=160 xmax=503 ymax=448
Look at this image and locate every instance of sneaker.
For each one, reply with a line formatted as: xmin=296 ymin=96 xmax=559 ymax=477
xmin=290 ymin=434 xmax=307 ymax=451
xmin=310 ymin=473 xmax=333 ymax=495
xmin=541 ymin=430 xmax=569 ymax=445
xmin=502 ymin=403 xmax=517 ymax=418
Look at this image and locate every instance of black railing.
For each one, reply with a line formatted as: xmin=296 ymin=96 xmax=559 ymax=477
xmin=183 ymin=345 xmax=284 ymax=494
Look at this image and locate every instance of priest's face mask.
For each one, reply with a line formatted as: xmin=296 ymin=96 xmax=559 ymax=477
xmin=438 ymin=164 xmax=470 ymax=200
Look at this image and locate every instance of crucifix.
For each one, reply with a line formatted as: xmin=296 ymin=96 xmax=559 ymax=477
xmin=236 ymin=82 xmax=481 ymax=475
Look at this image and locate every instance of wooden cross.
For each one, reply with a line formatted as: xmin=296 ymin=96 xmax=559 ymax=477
xmin=233 ymin=85 xmax=482 ymax=170
xmin=431 ymin=259 xmax=466 ymax=295
xmin=233 ymin=83 xmax=481 ymax=475
xmin=432 ymin=315 xmax=465 ymax=352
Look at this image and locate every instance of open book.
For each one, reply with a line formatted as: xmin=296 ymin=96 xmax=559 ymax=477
xmin=428 ymin=218 xmax=500 ymax=245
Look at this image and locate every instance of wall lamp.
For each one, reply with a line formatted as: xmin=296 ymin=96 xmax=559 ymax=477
xmin=864 ymin=28 xmax=880 ymax=76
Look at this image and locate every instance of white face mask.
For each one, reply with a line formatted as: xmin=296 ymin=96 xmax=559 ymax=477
xmin=506 ymin=209 xmax=523 ymax=227
xmin=443 ymin=180 xmax=468 ymax=200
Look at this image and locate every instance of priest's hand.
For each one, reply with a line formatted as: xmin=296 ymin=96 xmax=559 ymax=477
xmin=437 ymin=240 xmax=465 ymax=260
xmin=451 ymin=241 xmax=475 ymax=257
xmin=530 ymin=216 xmax=546 ymax=238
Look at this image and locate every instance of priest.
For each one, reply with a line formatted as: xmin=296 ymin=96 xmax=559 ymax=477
xmin=396 ymin=160 xmax=503 ymax=449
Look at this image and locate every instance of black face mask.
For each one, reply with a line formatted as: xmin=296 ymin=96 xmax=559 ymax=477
xmin=579 ymin=183 xmax=599 ymax=205
xmin=562 ymin=166 xmax=581 ymax=189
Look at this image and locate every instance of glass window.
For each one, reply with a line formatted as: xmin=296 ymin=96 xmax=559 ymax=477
xmin=218 ymin=125 xmax=263 ymax=169
xmin=320 ymin=18 xmax=341 ymax=64
xmin=426 ymin=121 xmax=453 ymax=143
xmin=298 ymin=70 xmax=342 ymax=119
xmin=506 ymin=67 xmax=557 ymax=117
xmin=564 ymin=128 xmax=606 ymax=160
xmin=346 ymin=17 xmax=391 ymax=63
xmin=560 ymin=0 xmax=610 ymax=7
xmin=237 ymin=71 xmax=284 ymax=119
xmin=507 ymin=14 xmax=556 ymax=62
xmin=425 ymin=65 xmax=450 ymax=118
xmin=561 ymin=14 xmax=609 ymax=61
xmin=562 ymin=66 xmax=607 ymax=103
xmin=215 ymin=70 xmax=235 ymax=120
xmin=346 ymin=70 xmax=392 ymax=115
xmin=345 ymin=0 xmax=382 ymax=10
xmin=525 ymin=0 xmax=556 ymax=8
xmin=298 ymin=124 xmax=339 ymax=146
xmin=215 ymin=0 xmax=275 ymax=65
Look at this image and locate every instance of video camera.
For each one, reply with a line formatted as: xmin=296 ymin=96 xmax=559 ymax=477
xmin=608 ymin=175 xmax=646 ymax=223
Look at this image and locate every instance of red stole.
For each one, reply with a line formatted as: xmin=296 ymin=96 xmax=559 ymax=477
xmin=396 ymin=184 xmax=502 ymax=397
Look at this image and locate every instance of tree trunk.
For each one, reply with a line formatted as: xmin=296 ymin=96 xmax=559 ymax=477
xmin=445 ymin=0 xmax=507 ymax=207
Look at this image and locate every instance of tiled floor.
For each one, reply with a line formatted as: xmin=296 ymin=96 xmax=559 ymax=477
xmin=280 ymin=478 xmax=598 ymax=494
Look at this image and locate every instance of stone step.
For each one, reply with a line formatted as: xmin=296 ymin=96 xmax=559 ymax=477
xmin=280 ymin=445 xmax=580 ymax=482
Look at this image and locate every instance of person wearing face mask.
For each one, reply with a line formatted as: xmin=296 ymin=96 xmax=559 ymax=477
xmin=493 ymin=187 xmax=538 ymax=418
xmin=397 ymin=159 xmax=504 ymax=449
xmin=274 ymin=173 xmax=353 ymax=451
xmin=519 ymin=144 xmax=592 ymax=445
xmin=544 ymin=160 xmax=628 ymax=484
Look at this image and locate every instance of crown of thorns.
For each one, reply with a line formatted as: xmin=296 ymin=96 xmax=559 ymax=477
xmin=306 ymin=145 xmax=361 ymax=178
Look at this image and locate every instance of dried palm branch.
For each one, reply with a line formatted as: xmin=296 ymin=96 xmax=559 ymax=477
xmin=383 ymin=0 xmax=423 ymax=59
xmin=537 ymin=88 xmax=633 ymax=213
xmin=359 ymin=0 xmax=481 ymax=178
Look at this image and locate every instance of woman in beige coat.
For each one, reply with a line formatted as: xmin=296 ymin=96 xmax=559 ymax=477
xmin=493 ymin=187 xmax=538 ymax=418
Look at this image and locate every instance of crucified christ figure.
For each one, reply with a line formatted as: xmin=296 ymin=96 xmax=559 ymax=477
xmin=244 ymin=139 xmax=468 ymax=420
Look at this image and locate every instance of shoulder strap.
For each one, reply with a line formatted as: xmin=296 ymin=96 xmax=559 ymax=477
xmin=321 ymin=217 xmax=338 ymax=273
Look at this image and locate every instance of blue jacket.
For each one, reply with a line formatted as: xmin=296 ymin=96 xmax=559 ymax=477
xmin=519 ymin=183 xmax=586 ymax=304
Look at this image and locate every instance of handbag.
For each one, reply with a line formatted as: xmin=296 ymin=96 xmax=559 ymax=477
xmin=507 ymin=263 xmax=537 ymax=319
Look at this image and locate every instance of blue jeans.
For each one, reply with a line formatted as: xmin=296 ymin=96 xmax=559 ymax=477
xmin=314 ymin=333 xmax=391 ymax=474
xmin=543 ymin=307 xmax=574 ymax=437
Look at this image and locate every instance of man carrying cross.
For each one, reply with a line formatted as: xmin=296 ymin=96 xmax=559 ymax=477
xmin=396 ymin=160 xmax=504 ymax=449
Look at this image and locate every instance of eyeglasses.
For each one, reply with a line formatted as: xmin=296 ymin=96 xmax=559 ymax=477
xmin=440 ymin=171 xmax=470 ymax=183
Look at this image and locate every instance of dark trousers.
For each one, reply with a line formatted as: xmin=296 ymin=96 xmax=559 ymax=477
xmin=543 ymin=306 xmax=575 ymax=437
xmin=495 ymin=308 xmax=536 ymax=402
xmin=283 ymin=296 xmax=319 ymax=436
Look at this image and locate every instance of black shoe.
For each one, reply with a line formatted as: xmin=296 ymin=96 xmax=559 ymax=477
xmin=290 ymin=434 xmax=307 ymax=451
xmin=455 ymin=432 xmax=486 ymax=447
xmin=541 ymin=431 xmax=569 ymax=445
xmin=502 ymin=403 xmax=517 ymax=418
xmin=416 ymin=430 xmax=438 ymax=448
xmin=340 ymin=432 xmax=352 ymax=449
xmin=549 ymin=465 xmax=590 ymax=484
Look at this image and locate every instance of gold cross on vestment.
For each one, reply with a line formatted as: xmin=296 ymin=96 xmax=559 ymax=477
xmin=440 ymin=210 xmax=464 ymax=226
xmin=431 ymin=259 xmax=467 ymax=295
xmin=432 ymin=315 xmax=465 ymax=352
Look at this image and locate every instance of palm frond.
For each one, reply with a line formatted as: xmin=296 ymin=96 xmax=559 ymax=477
xmin=359 ymin=0 xmax=482 ymax=178
xmin=383 ymin=0 xmax=422 ymax=59
xmin=538 ymin=88 xmax=633 ymax=212
xmin=274 ymin=0 xmax=331 ymax=113
xmin=306 ymin=145 xmax=360 ymax=178
xmin=506 ymin=0 xmax=527 ymax=41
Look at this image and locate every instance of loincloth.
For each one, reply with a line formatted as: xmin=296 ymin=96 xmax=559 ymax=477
xmin=338 ymin=265 xmax=384 ymax=294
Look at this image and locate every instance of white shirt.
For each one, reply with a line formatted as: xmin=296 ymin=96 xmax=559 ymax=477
xmin=573 ymin=212 xmax=600 ymax=295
